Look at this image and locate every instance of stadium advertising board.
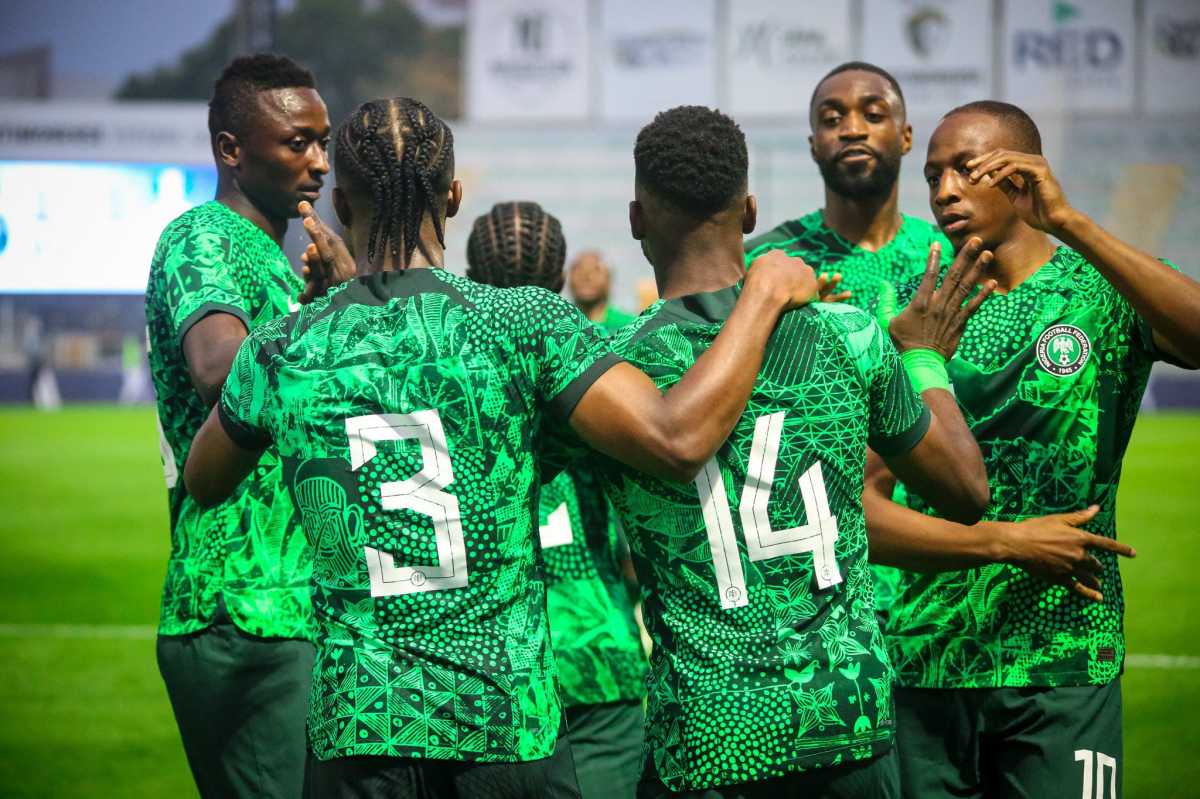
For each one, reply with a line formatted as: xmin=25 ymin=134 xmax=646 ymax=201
xmin=599 ymin=0 xmax=718 ymax=121
xmin=1003 ymin=0 xmax=1136 ymax=112
xmin=725 ymin=0 xmax=852 ymax=118
xmin=465 ymin=0 xmax=591 ymax=122
xmin=862 ymin=0 xmax=994 ymax=115
xmin=1143 ymin=0 xmax=1200 ymax=113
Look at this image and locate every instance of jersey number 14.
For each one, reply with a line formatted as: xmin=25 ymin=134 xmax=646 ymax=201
xmin=695 ymin=411 xmax=842 ymax=610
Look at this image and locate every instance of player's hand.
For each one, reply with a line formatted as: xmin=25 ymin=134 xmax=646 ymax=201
xmin=745 ymin=249 xmax=819 ymax=310
xmin=887 ymin=238 xmax=996 ymax=359
xmin=818 ymin=272 xmax=852 ymax=303
xmin=995 ymin=505 xmax=1136 ymax=603
xmin=298 ymin=201 xmax=356 ymax=304
xmin=966 ymin=149 xmax=1078 ymax=235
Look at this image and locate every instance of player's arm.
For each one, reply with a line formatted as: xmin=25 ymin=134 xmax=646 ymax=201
xmin=182 ymin=313 xmax=247 ymax=406
xmin=568 ymin=250 xmax=817 ymax=483
xmin=877 ymin=238 xmax=996 ymax=523
xmin=184 ymin=409 xmax=263 ymax=507
xmin=864 ymin=451 xmax=1135 ymax=602
xmin=967 ymin=149 xmax=1200 ymax=368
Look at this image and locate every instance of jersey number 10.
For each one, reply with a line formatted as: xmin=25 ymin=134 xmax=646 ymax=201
xmin=695 ymin=411 xmax=842 ymax=610
xmin=346 ymin=412 xmax=468 ymax=597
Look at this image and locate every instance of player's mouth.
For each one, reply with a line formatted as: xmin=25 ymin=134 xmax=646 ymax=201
xmin=837 ymin=146 xmax=877 ymax=165
xmin=298 ymin=185 xmax=323 ymax=201
xmin=939 ymin=212 xmax=971 ymax=235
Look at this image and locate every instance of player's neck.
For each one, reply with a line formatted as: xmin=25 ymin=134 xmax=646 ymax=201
xmin=820 ymin=184 xmax=902 ymax=253
xmin=983 ymin=225 xmax=1058 ymax=293
xmin=216 ymin=178 xmax=287 ymax=247
xmin=353 ymin=214 xmax=446 ymax=275
xmin=652 ymin=232 xmax=747 ymax=300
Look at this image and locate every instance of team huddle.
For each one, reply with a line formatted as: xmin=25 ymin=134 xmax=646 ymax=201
xmin=145 ymin=54 xmax=1200 ymax=799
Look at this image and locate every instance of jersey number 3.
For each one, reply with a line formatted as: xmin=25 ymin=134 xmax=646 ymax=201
xmin=346 ymin=411 xmax=468 ymax=597
xmin=695 ymin=411 xmax=841 ymax=610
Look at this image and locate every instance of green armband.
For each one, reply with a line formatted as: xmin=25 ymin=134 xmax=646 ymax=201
xmin=901 ymin=348 xmax=951 ymax=393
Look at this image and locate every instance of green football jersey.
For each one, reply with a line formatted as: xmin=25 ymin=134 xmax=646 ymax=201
xmin=539 ymin=469 xmax=647 ymax=708
xmin=885 ymin=247 xmax=1168 ymax=689
xmin=218 ymin=268 xmax=620 ymax=763
xmin=583 ymin=285 xmax=930 ymax=791
xmin=745 ymin=211 xmax=952 ymax=611
xmin=144 ymin=200 xmax=312 ymax=639
xmin=601 ymin=305 xmax=638 ymax=331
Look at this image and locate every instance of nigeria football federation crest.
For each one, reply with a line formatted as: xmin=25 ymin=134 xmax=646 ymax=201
xmin=1036 ymin=324 xmax=1091 ymax=376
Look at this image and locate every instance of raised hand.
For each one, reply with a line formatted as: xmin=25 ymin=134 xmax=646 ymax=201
xmin=297 ymin=201 xmax=356 ymax=304
xmin=995 ymin=505 xmax=1136 ymax=603
xmin=745 ymin=249 xmax=820 ymax=310
xmin=966 ymin=149 xmax=1075 ymax=235
xmin=887 ymin=238 xmax=996 ymax=359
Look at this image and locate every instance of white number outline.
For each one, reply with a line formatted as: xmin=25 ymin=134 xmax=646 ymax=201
xmin=1075 ymin=749 xmax=1118 ymax=799
xmin=539 ymin=502 xmax=573 ymax=548
xmin=696 ymin=411 xmax=842 ymax=610
xmin=346 ymin=411 xmax=468 ymax=596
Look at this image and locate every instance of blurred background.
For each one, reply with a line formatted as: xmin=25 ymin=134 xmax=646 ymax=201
xmin=0 ymin=1 xmax=1197 ymax=796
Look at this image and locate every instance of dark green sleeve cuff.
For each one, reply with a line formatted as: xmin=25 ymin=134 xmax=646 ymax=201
xmin=175 ymin=302 xmax=251 ymax=347
xmin=217 ymin=399 xmax=272 ymax=451
xmin=548 ymin=353 xmax=625 ymax=422
xmin=869 ymin=404 xmax=932 ymax=457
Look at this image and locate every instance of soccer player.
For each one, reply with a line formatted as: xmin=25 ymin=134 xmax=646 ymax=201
xmin=466 ymin=200 xmax=649 ymax=799
xmin=866 ymin=100 xmax=1199 ymax=798
xmin=565 ymin=104 xmax=996 ymax=798
xmin=143 ymin=54 xmax=330 ymax=798
xmin=183 ymin=97 xmax=819 ymax=799
xmin=743 ymin=61 xmax=952 ymax=614
xmin=567 ymin=250 xmax=637 ymax=330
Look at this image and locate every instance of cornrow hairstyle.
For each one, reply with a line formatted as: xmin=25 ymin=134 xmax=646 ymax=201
xmin=208 ymin=53 xmax=316 ymax=139
xmin=944 ymin=100 xmax=1043 ymax=155
xmin=809 ymin=61 xmax=906 ymax=117
xmin=333 ymin=97 xmax=455 ymax=266
xmin=465 ymin=202 xmax=567 ymax=292
xmin=634 ymin=105 xmax=748 ymax=218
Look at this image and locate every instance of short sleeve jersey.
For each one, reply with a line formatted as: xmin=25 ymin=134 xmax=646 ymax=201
xmin=885 ymin=247 xmax=1166 ymax=689
xmin=590 ymin=286 xmax=930 ymax=791
xmin=144 ymin=201 xmax=312 ymax=639
xmin=538 ymin=469 xmax=647 ymax=708
xmin=745 ymin=211 xmax=951 ymax=612
xmin=219 ymin=268 xmax=620 ymax=763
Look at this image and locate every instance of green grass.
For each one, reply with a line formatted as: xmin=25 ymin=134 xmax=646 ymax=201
xmin=0 ymin=406 xmax=1197 ymax=796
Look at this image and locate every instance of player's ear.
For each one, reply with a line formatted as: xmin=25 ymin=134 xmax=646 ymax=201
xmin=743 ymin=195 xmax=757 ymax=235
xmin=216 ymin=132 xmax=240 ymax=169
xmin=901 ymin=122 xmax=913 ymax=155
xmin=446 ymin=180 xmax=463 ymax=219
xmin=629 ymin=200 xmax=645 ymax=241
xmin=809 ymin=133 xmax=816 ymax=163
xmin=332 ymin=187 xmax=352 ymax=228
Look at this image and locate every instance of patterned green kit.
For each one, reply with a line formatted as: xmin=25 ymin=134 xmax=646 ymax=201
xmin=219 ymin=268 xmax=619 ymax=763
xmin=745 ymin=211 xmax=951 ymax=610
xmin=581 ymin=286 xmax=930 ymax=791
xmin=886 ymin=247 xmax=1165 ymax=688
xmin=145 ymin=201 xmax=312 ymax=639
xmin=538 ymin=470 xmax=647 ymax=707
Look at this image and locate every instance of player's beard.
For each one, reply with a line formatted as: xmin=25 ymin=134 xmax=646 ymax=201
xmin=818 ymin=148 xmax=902 ymax=202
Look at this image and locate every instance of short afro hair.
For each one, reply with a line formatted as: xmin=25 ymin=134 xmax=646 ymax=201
xmin=809 ymin=61 xmax=906 ymax=116
xmin=943 ymin=100 xmax=1043 ymax=155
xmin=634 ymin=105 xmax=748 ymax=217
xmin=466 ymin=202 xmax=567 ymax=292
xmin=208 ymin=53 xmax=316 ymax=139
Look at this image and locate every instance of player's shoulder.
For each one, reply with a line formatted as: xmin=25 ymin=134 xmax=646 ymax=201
xmin=744 ymin=210 xmax=823 ymax=257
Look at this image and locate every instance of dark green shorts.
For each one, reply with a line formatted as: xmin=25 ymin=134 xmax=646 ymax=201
xmin=157 ymin=616 xmax=314 ymax=798
xmin=566 ymin=698 xmax=644 ymax=799
xmin=895 ymin=680 xmax=1123 ymax=798
xmin=304 ymin=730 xmax=580 ymax=799
xmin=636 ymin=747 xmax=899 ymax=799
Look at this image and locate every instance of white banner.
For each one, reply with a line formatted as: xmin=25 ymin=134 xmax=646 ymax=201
xmin=465 ymin=0 xmax=590 ymax=122
xmin=0 ymin=101 xmax=210 ymax=163
xmin=599 ymin=0 xmax=718 ymax=122
xmin=726 ymin=0 xmax=852 ymax=118
xmin=1004 ymin=0 xmax=1135 ymax=112
xmin=1143 ymin=0 xmax=1200 ymax=113
xmin=862 ymin=0 xmax=994 ymax=115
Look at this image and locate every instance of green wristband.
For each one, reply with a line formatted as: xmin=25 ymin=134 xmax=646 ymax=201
xmin=901 ymin=348 xmax=951 ymax=393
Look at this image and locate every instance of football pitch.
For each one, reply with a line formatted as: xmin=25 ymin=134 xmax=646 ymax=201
xmin=0 ymin=406 xmax=1196 ymax=797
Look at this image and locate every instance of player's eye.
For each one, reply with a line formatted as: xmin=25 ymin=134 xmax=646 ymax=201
xmin=866 ymin=113 xmax=885 ymax=123
xmin=925 ymin=173 xmax=939 ymax=186
xmin=319 ymin=137 xmax=331 ymax=151
xmin=822 ymin=114 xmax=841 ymax=127
xmin=289 ymin=138 xmax=307 ymax=152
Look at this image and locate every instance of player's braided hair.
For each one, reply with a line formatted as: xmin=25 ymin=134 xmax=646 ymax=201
xmin=333 ymin=97 xmax=455 ymax=266
xmin=465 ymin=202 xmax=567 ymax=292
